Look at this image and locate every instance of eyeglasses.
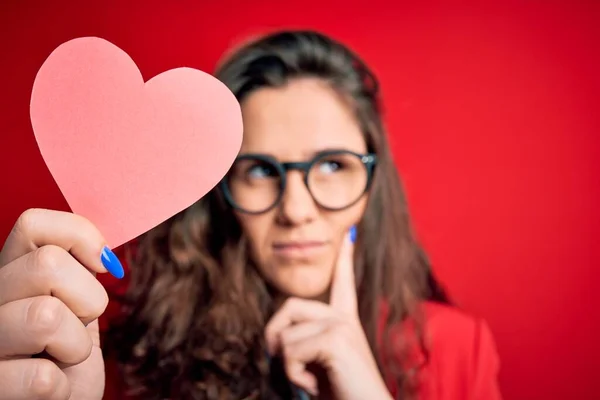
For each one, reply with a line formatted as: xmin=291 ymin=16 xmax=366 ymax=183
xmin=220 ymin=150 xmax=377 ymax=214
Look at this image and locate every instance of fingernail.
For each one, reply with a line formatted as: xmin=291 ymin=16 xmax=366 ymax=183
xmin=294 ymin=387 xmax=313 ymax=399
xmin=101 ymin=246 xmax=125 ymax=279
xmin=349 ymin=225 xmax=357 ymax=244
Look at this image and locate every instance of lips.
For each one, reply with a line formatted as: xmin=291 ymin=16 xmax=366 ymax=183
xmin=272 ymin=240 xmax=327 ymax=258
xmin=273 ymin=241 xmax=324 ymax=249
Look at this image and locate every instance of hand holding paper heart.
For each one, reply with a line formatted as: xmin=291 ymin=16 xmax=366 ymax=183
xmin=0 ymin=37 xmax=243 ymax=400
xmin=30 ymin=37 xmax=243 ymax=248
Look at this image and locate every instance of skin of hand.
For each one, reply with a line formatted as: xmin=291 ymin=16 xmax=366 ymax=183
xmin=0 ymin=209 xmax=123 ymax=400
xmin=265 ymin=229 xmax=393 ymax=399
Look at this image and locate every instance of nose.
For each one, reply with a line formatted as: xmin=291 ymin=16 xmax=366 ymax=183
xmin=277 ymin=170 xmax=318 ymax=225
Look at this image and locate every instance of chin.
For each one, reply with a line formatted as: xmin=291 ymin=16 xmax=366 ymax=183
xmin=270 ymin=272 xmax=330 ymax=299
xmin=262 ymin=258 xmax=333 ymax=300
xmin=285 ymin=285 xmax=329 ymax=300
xmin=273 ymin=273 xmax=331 ymax=300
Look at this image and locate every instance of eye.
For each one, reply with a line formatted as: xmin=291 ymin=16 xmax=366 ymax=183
xmin=247 ymin=163 xmax=277 ymax=179
xmin=316 ymin=159 xmax=342 ymax=174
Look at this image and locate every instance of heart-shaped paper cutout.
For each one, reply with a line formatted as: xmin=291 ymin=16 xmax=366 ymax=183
xmin=30 ymin=37 xmax=243 ymax=248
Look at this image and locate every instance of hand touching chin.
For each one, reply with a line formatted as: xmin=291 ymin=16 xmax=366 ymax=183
xmin=265 ymin=229 xmax=393 ymax=400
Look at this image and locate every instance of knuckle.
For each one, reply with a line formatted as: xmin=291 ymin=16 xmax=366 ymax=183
xmin=98 ymin=287 xmax=110 ymax=315
xmin=28 ymin=359 xmax=64 ymax=398
xmin=14 ymin=208 xmax=42 ymax=237
xmin=26 ymin=296 xmax=64 ymax=337
xmin=282 ymin=342 xmax=294 ymax=361
xmin=279 ymin=329 xmax=291 ymax=346
xmin=279 ymin=330 xmax=295 ymax=350
xmin=87 ymin=286 xmax=109 ymax=321
xmin=283 ymin=297 xmax=300 ymax=311
xmin=32 ymin=245 xmax=67 ymax=276
xmin=264 ymin=323 xmax=274 ymax=340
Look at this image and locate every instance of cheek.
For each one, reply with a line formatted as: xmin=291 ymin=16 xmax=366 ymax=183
xmin=331 ymin=197 xmax=369 ymax=235
xmin=235 ymin=197 xmax=368 ymax=296
xmin=235 ymin=212 xmax=272 ymax=260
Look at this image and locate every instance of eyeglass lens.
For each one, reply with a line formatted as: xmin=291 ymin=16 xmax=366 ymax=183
xmin=224 ymin=151 xmax=370 ymax=213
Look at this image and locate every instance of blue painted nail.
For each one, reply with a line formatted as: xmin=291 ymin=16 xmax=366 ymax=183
xmin=101 ymin=246 xmax=124 ymax=279
xmin=349 ymin=225 xmax=357 ymax=243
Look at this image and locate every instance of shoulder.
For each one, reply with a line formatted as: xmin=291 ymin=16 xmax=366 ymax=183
xmin=381 ymin=301 xmax=503 ymax=400
xmin=421 ymin=301 xmax=501 ymax=380
xmin=422 ymin=301 xmax=499 ymax=362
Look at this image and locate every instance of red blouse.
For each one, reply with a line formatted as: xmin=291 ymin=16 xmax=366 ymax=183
xmin=390 ymin=301 xmax=503 ymax=400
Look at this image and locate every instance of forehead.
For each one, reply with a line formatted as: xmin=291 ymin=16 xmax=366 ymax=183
xmin=239 ymin=78 xmax=367 ymax=159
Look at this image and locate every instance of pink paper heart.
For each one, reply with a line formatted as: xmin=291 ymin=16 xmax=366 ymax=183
xmin=30 ymin=37 xmax=243 ymax=248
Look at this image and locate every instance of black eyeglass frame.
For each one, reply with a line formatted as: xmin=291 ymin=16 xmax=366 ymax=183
xmin=219 ymin=149 xmax=377 ymax=215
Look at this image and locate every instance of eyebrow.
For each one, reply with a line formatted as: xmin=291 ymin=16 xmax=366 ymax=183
xmin=238 ymin=147 xmax=361 ymax=160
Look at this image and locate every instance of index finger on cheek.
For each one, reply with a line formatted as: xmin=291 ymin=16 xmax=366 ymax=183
xmin=329 ymin=225 xmax=358 ymax=317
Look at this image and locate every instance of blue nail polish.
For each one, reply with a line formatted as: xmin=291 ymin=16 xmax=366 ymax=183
xmin=101 ymin=246 xmax=125 ymax=279
xmin=349 ymin=225 xmax=357 ymax=243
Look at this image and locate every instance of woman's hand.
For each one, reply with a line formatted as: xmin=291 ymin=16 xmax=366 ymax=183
xmin=0 ymin=209 xmax=123 ymax=400
xmin=265 ymin=231 xmax=392 ymax=400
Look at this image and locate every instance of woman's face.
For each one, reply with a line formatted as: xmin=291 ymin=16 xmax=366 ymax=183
xmin=234 ymin=78 xmax=368 ymax=300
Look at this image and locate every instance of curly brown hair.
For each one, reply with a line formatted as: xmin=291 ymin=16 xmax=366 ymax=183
xmin=105 ymin=30 xmax=449 ymax=399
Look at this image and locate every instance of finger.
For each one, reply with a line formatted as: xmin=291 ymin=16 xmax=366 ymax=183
xmin=0 ymin=245 xmax=109 ymax=324
xmin=269 ymin=319 xmax=331 ymax=356
xmin=0 ymin=358 xmax=71 ymax=400
xmin=63 ymin=320 xmax=103 ymax=395
xmin=265 ymin=298 xmax=337 ymax=354
xmin=280 ymin=320 xmax=331 ymax=348
xmin=0 ymin=208 xmax=123 ymax=278
xmin=0 ymin=296 xmax=93 ymax=365
xmin=283 ymin=333 xmax=334 ymax=396
xmin=285 ymin=360 xmax=319 ymax=397
xmin=329 ymin=225 xmax=358 ymax=317
xmin=63 ymin=343 xmax=104 ymax=395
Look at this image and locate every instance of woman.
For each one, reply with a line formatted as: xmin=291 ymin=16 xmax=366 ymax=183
xmin=0 ymin=30 xmax=501 ymax=399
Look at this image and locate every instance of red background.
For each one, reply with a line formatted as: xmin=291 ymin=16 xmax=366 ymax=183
xmin=1 ymin=1 xmax=599 ymax=398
